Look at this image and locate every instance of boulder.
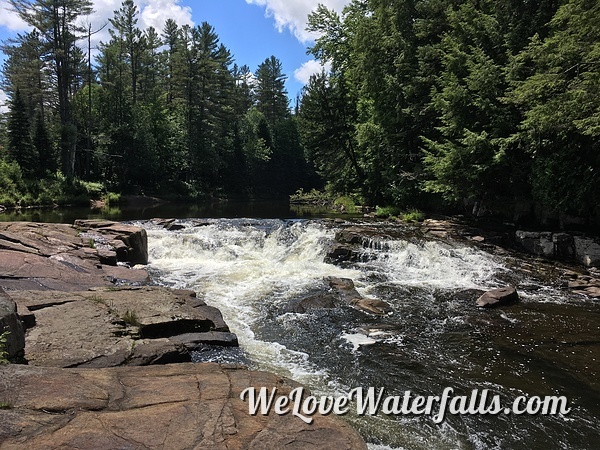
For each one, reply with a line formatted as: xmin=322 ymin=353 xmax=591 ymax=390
xmin=349 ymin=298 xmax=392 ymax=315
xmin=284 ymin=292 xmax=338 ymax=313
xmin=0 ymin=288 xmax=25 ymax=360
xmin=74 ymin=219 xmax=148 ymax=265
xmin=171 ymin=332 xmax=240 ymax=350
xmin=476 ymin=287 xmax=519 ymax=308
xmin=573 ymin=236 xmax=600 ymax=268
xmin=325 ymin=277 xmax=392 ymax=315
xmin=0 ymin=363 xmax=367 ymax=450
xmin=515 ymin=231 xmax=554 ymax=258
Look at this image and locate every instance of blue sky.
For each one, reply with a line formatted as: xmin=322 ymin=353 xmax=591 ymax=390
xmin=0 ymin=0 xmax=349 ymax=110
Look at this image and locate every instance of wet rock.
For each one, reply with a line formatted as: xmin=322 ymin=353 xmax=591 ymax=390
xmin=476 ymin=287 xmax=519 ymax=308
xmin=349 ymin=298 xmax=392 ymax=315
xmin=574 ymin=236 xmax=600 ymax=268
xmin=0 ymin=363 xmax=367 ymax=450
xmin=325 ymin=277 xmax=392 ymax=315
xmin=166 ymin=222 xmax=186 ymax=231
xmin=515 ymin=231 xmax=554 ymax=258
xmin=171 ymin=332 xmax=239 ymax=350
xmin=284 ymin=292 xmax=338 ymax=313
xmin=151 ymin=218 xmax=176 ymax=227
xmin=563 ymin=270 xmax=600 ymax=298
xmin=325 ymin=243 xmax=361 ymax=263
xmin=0 ymin=287 xmax=25 ymax=360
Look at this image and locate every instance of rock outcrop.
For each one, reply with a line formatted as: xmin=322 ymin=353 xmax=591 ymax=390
xmin=0 ymin=288 xmax=25 ymax=360
xmin=476 ymin=287 xmax=520 ymax=308
xmin=0 ymin=363 xmax=367 ymax=450
xmin=0 ymin=221 xmax=149 ymax=291
xmin=515 ymin=230 xmax=600 ymax=268
xmin=6 ymin=286 xmax=233 ymax=367
xmin=0 ymin=220 xmax=368 ymax=448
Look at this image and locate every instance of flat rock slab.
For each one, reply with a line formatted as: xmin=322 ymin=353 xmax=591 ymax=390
xmin=476 ymin=287 xmax=520 ymax=308
xmin=0 ymin=221 xmax=149 ymax=292
xmin=7 ymin=287 xmax=234 ymax=367
xmin=0 ymin=363 xmax=367 ymax=450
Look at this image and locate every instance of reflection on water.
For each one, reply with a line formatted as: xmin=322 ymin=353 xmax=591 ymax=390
xmin=0 ymin=200 xmax=356 ymax=223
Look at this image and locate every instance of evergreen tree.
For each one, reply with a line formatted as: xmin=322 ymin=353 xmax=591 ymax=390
xmin=9 ymin=0 xmax=94 ymax=179
xmin=255 ymin=56 xmax=289 ymax=125
xmin=6 ymin=88 xmax=37 ymax=177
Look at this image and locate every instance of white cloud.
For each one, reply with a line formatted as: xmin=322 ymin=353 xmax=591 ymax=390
xmin=0 ymin=1 xmax=193 ymax=52
xmin=0 ymin=0 xmax=30 ymax=31
xmin=139 ymin=0 xmax=193 ymax=32
xmin=0 ymin=89 xmax=8 ymax=114
xmin=245 ymin=0 xmax=350 ymax=43
xmin=294 ymin=59 xmax=331 ymax=85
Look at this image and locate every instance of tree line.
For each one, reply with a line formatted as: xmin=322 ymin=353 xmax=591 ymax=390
xmin=299 ymin=0 xmax=599 ymax=222
xmin=1 ymin=0 xmax=312 ymax=205
xmin=1 ymin=0 xmax=598 ymax=224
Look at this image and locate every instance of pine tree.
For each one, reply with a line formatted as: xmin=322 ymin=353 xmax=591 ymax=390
xmin=255 ymin=56 xmax=289 ymax=125
xmin=9 ymin=0 xmax=93 ymax=179
xmin=7 ymin=88 xmax=37 ymax=177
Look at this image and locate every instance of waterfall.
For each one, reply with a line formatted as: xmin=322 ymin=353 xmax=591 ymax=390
xmin=141 ymin=219 xmax=599 ymax=450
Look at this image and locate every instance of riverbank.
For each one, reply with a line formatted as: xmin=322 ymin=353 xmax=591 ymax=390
xmin=0 ymin=220 xmax=366 ymax=449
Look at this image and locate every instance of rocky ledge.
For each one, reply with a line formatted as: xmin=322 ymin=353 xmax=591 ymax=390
xmin=0 ymin=220 xmax=367 ymax=449
xmin=0 ymin=363 xmax=366 ymax=450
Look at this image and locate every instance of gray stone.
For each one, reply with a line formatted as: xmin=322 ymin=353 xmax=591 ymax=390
xmin=553 ymin=233 xmax=575 ymax=259
xmin=573 ymin=236 xmax=600 ymax=267
xmin=476 ymin=287 xmax=519 ymax=308
xmin=171 ymin=332 xmax=239 ymax=349
xmin=0 ymin=287 xmax=25 ymax=360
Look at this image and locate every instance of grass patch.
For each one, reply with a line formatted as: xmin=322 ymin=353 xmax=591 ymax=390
xmin=121 ymin=310 xmax=140 ymax=327
xmin=0 ymin=402 xmax=13 ymax=410
xmin=0 ymin=330 xmax=9 ymax=364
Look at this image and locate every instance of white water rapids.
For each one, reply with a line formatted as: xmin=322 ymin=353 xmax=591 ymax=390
xmin=140 ymin=219 xmax=599 ymax=450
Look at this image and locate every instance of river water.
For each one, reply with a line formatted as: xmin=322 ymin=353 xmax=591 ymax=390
xmin=140 ymin=218 xmax=600 ymax=450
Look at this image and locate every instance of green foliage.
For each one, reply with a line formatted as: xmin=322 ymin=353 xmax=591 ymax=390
xmin=375 ymin=206 xmax=402 ymax=218
xmin=401 ymin=209 xmax=425 ymax=223
xmin=0 ymin=330 xmax=9 ymax=364
xmin=333 ymin=196 xmax=357 ymax=214
xmin=289 ymin=188 xmax=333 ymax=204
xmin=121 ymin=310 xmax=140 ymax=327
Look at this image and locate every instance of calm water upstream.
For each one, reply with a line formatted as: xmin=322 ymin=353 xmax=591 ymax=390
xmin=140 ymin=218 xmax=599 ymax=450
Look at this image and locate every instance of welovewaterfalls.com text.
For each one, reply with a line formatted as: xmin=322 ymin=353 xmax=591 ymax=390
xmin=240 ymin=387 xmax=571 ymax=424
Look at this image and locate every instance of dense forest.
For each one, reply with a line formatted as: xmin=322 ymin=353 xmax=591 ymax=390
xmin=1 ymin=0 xmax=599 ymax=224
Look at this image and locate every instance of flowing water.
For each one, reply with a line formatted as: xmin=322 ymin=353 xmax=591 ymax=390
xmin=141 ymin=218 xmax=600 ymax=450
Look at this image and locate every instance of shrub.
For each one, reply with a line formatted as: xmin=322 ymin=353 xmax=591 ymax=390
xmin=0 ymin=330 xmax=9 ymax=364
xmin=401 ymin=209 xmax=425 ymax=222
xmin=333 ymin=196 xmax=357 ymax=214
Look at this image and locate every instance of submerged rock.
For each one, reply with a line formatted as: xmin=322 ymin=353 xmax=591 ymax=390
xmin=476 ymin=287 xmax=520 ymax=308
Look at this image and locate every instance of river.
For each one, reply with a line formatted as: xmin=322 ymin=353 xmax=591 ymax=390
xmin=2 ymin=203 xmax=598 ymax=448
xmin=139 ymin=218 xmax=599 ymax=450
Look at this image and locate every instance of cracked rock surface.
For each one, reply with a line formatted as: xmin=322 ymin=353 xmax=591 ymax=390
xmin=0 ymin=363 xmax=367 ymax=450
